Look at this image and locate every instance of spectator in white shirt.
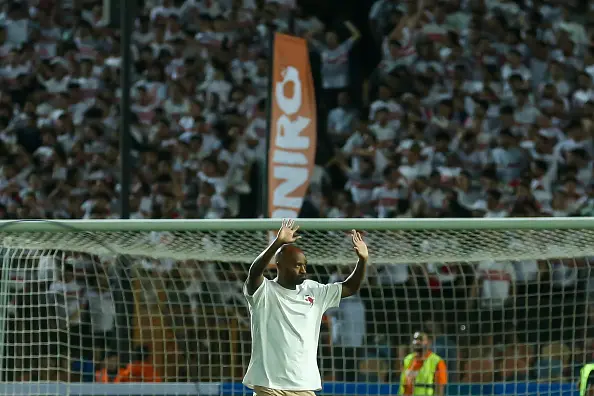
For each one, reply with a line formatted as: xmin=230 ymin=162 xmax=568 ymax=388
xmin=514 ymin=89 xmax=541 ymax=125
xmin=491 ymin=129 xmax=528 ymax=183
xmin=341 ymin=156 xmax=381 ymax=214
xmin=327 ymin=266 xmax=366 ymax=348
xmin=131 ymin=85 xmax=158 ymax=125
xmin=512 ymin=243 xmax=545 ymax=295
xmin=327 ymin=91 xmax=358 ymax=146
xmin=502 ymin=49 xmax=532 ymax=85
xmin=372 ymin=166 xmax=405 ymax=218
xmin=163 ymin=82 xmax=191 ymax=122
xmin=197 ymin=180 xmax=228 ymax=219
xmin=150 ymin=0 xmax=181 ymax=22
xmin=86 ymin=264 xmax=117 ymax=355
xmin=398 ymin=143 xmax=432 ymax=185
xmin=341 ymin=123 xmax=389 ymax=177
xmin=369 ymin=85 xmax=402 ymax=127
xmin=485 ymin=189 xmax=508 ymax=218
xmin=133 ymin=16 xmax=155 ymax=46
xmin=48 ymin=258 xmax=94 ymax=360
xmin=573 ymin=71 xmax=594 ymax=107
xmin=369 ymin=107 xmax=397 ymax=148
xmin=472 ymin=260 xmax=516 ymax=310
xmin=307 ymin=21 xmax=361 ymax=108
xmin=545 ymin=60 xmax=572 ymax=97
xmin=230 ymin=41 xmax=257 ymax=85
xmin=550 ymin=258 xmax=579 ymax=290
xmin=4 ymin=2 xmax=29 ymax=47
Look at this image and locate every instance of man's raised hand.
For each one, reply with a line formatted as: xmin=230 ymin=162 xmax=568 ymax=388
xmin=277 ymin=219 xmax=301 ymax=245
xmin=351 ymin=230 xmax=369 ymax=261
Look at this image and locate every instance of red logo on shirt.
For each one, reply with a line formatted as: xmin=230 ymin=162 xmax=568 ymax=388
xmin=305 ymin=295 xmax=314 ymax=306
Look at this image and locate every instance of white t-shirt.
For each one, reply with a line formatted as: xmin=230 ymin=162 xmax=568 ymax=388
xmin=477 ymin=260 xmax=515 ymax=308
xmin=243 ymin=278 xmax=342 ymax=391
xmin=49 ymin=280 xmax=86 ymax=327
xmin=513 ymin=260 xmax=539 ymax=282
xmin=327 ymin=273 xmax=366 ymax=348
xmin=370 ymin=122 xmax=396 ymax=142
xmin=398 ymin=161 xmax=432 ymax=184
xmin=491 ymin=147 xmax=525 ymax=182
xmin=372 ymin=184 xmax=402 ymax=218
xmin=87 ymin=289 xmax=116 ymax=333
xmin=550 ymin=259 xmax=578 ymax=288
xmin=313 ymin=38 xmax=356 ymax=89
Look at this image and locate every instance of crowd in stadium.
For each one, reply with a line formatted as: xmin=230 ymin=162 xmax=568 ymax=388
xmin=1 ymin=0 xmax=594 ymax=388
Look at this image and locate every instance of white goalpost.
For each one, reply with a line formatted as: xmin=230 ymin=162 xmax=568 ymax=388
xmin=0 ymin=218 xmax=592 ymax=396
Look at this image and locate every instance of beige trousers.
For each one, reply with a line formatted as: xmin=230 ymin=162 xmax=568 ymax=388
xmin=253 ymin=386 xmax=316 ymax=396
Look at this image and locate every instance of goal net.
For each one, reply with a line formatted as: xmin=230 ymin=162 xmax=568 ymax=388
xmin=0 ymin=218 xmax=592 ymax=396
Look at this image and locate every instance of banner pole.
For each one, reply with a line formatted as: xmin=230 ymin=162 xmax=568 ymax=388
xmin=261 ymin=30 xmax=275 ymax=219
xmin=119 ymin=1 xmax=132 ymax=220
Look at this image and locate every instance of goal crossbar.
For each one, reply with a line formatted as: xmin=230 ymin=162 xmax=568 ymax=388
xmin=2 ymin=217 xmax=594 ymax=232
xmin=1 ymin=218 xmax=594 ymax=265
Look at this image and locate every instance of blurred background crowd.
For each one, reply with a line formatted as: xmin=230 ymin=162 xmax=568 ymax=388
xmin=2 ymin=0 xmax=594 ymax=389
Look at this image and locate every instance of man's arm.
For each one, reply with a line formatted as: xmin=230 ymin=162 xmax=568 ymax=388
xmin=341 ymin=230 xmax=369 ymax=298
xmin=434 ymin=360 xmax=447 ymax=396
xmin=344 ymin=21 xmax=361 ymax=42
xmin=245 ymin=219 xmax=300 ymax=296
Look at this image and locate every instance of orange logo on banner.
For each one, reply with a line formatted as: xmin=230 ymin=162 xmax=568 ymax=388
xmin=268 ymin=33 xmax=317 ymax=219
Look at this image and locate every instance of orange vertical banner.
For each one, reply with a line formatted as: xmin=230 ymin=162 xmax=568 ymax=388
xmin=268 ymin=33 xmax=317 ymax=219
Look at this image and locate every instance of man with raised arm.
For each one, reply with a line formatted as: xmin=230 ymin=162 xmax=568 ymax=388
xmin=243 ymin=219 xmax=369 ymax=396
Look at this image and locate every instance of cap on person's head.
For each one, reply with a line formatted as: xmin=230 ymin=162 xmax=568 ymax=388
xmin=412 ymin=331 xmax=428 ymax=343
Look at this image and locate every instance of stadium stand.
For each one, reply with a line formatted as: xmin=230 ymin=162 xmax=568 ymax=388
xmin=2 ymin=0 xmax=594 ymax=394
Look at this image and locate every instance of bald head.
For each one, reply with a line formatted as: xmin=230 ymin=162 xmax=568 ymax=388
xmin=275 ymin=245 xmax=304 ymax=266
